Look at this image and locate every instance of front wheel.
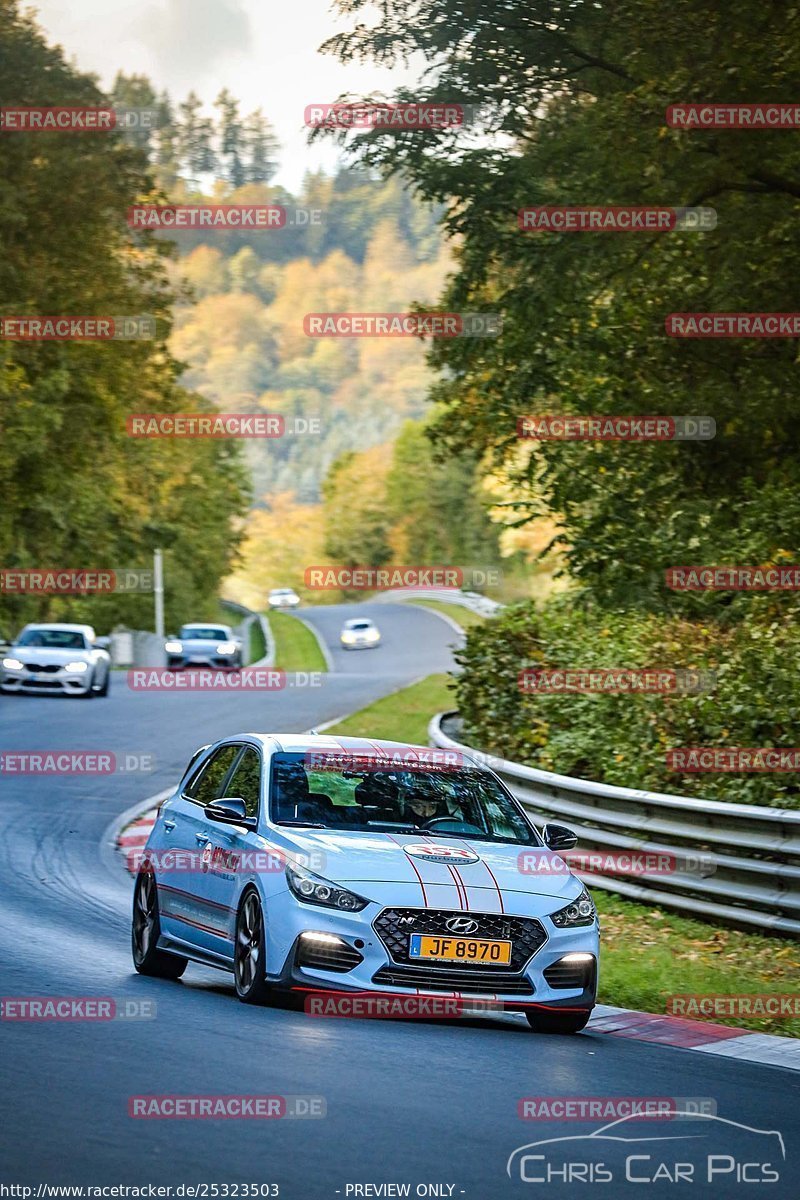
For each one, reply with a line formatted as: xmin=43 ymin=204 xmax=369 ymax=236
xmin=132 ymin=869 xmax=187 ymax=979
xmin=525 ymin=1008 xmax=591 ymax=1034
xmin=96 ymin=670 xmax=110 ymax=696
xmin=234 ymin=890 xmax=271 ymax=1004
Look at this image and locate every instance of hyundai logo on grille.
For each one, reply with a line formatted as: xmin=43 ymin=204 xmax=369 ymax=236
xmin=444 ymin=917 xmax=480 ymax=935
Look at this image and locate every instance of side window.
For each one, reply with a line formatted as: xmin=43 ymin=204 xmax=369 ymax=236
xmin=186 ymin=745 xmax=240 ymax=806
xmin=221 ymin=747 xmax=262 ymax=819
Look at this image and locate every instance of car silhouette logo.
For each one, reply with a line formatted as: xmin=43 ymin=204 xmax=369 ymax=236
xmin=445 ymin=916 xmax=480 ymax=935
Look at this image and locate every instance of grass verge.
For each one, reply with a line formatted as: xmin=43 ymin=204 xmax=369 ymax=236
xmin=268 ymin=610 xmax=327 ymax=673
xmin=248 ymin=616 xmax=267 ymax=664
xmin=324 ymin=673 xmax=456 ymax=745
xmin=595 ymin=891 xmax=800 ymax=1036
xmin=409 ymin=598 xmax=486 ymax=630
xmin=318 ymin=674 xmax=800 ymax=1036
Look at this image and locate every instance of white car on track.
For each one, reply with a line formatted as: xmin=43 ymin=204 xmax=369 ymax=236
xmin=339 ymin=617 xmax=381 ymax=649
xmin=268 ymin=588 xmax=301 ymax=610
xmin=0 ymin=623 xmax=111 ymax=697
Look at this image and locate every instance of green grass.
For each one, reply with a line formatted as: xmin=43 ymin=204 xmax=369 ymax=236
xmin=248 ymin=617 xmax=266 ymax=664
xmin=409 ymin=598 xmax=486 ymax=630
xmin=320 ymin=671 xmax=800 ymax=1036
xmin=325 ymin=673 xmax=456 ymax=745
xmin=268 ymin=610 xmax=327 ymax=673
xmin=595 ymin=891 xmax=800 ymax=1035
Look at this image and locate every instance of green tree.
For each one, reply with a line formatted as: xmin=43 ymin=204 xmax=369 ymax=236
xmin=319 ymin=0 xmax=800 ymax=615
xmin=0 ymin=0 xmax=249 ymax=633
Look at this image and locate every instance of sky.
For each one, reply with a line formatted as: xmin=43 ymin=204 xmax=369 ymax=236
xmin=28 ymin=0 xmax=417 ymax=190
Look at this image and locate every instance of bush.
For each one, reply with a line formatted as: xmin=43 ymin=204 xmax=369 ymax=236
xmin=454 ymin=597 xmax=800 ymax=808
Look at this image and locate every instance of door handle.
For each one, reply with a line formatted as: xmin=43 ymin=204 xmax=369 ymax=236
xmin=195 ymin=832 xmax=210 ymax=845
xmin=163 ymin=819 xmax=176 ymax=832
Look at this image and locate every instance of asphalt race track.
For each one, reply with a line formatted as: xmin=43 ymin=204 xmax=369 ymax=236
xmin=0 ymin=603 xmax=798 ymax=1198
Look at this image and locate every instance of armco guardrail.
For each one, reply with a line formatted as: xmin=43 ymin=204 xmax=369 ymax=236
xmin=429 ymin=712 xmax=800 ymax=937
xmin=375 ymin=587 xmax=502 ymax=616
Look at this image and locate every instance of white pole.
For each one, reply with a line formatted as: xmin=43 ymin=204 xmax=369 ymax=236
xmin=154 ymin=548 xmax=164 ymax=637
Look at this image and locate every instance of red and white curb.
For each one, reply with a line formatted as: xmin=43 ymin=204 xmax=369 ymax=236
xmin=114 ymin=810 xmax=799 ymax=1070
xmin=588 ymin=1005 xmax=799 ymax=1071
xmin=118 ymin=806 xmax=160 ymax=874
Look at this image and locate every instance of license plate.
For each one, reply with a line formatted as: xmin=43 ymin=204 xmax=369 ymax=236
xmin=408 ymin=934 xmax=512 ymax=965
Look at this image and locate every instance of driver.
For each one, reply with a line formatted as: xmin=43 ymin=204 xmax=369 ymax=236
xmin=403 ymin=787 xmax=448 ymax=826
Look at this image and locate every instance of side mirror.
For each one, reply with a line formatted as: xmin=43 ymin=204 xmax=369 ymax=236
xmin=205 ymin=797 xmax=257 ymax=828
xmin=94 ymin=637 xmax=110 ymax=650
xmin=542 ymin=823 xmax=578 ymax=851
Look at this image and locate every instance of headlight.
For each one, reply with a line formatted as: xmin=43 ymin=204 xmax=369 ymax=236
xmin=216 ymin=641 xmax=237 ymax=654
xmin=164 ymin=641 xmax=182 ymax=653
xmin=365 ymin=629 xmax=379 ymax=641
xmin=551 ymin=887 xmax=596 ymax=928
xmin=341 ymin=632 xmax=356 ymax=644
xmin=65 ymin=661 xmax=89 ymax=673
xmin=286 ymin=862 xmax=368 ymax=912
xmin=2 ymin=657 xmax=23 ymax=671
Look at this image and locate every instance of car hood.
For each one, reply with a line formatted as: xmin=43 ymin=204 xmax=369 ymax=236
xmin=11 ymin=646 xmax=90 ymax=663
xmin=179 ymin=638 xmax=229 ymax=651
xmin=275 ymin=828 xmax=579 ymax=901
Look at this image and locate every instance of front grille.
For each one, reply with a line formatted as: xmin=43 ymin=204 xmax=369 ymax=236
xmin=374 ymin=908 xmax=547 ymax=973
xmin=22 ymin=679 xmax=63 ymax=689
xmin=296 ymin=936 xmax=363 ymax=973
xmin=543 ymin=957 xmax=596 ymax=990
xmin=373 ymin=964 xmax=535 ymax=995
xmin=24 ymin=663 xmax=61 ymax=674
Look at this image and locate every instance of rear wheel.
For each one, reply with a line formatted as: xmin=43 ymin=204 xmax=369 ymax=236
xmin=234 ymin=890 xmax=271 ymax=1004
xmin=132 ymin=869 xmax=187 ymax=979
xmin=525 ymin=1009 xmax=591 ymax=1034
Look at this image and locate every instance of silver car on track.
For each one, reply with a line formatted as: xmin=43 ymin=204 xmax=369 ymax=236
xmin=0 ymin=623 xmax=111 ymax=697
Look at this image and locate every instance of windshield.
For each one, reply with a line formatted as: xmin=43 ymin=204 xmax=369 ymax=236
xmin=269 ymin=752 xmax=539 ymax=845
xmin=180 ymin=626 xmax=228 ymax=640
xmin=17 ymin=629 xmax=88 ymax=650
xmin=348 ymin=621 xmax=372 ymax=630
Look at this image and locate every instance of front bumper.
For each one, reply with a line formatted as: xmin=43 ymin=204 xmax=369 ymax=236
xmin=166 ymin=652 xmax=239 ymax=670
xmin=0 ymin=666 xmax=93 ymax=694
xmin=264 ymin=890 xmax=598 ymax=1012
